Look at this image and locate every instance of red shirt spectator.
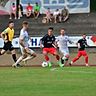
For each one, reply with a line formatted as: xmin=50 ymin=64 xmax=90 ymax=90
xmin=26 ymin=4 xmax=33 ymax=12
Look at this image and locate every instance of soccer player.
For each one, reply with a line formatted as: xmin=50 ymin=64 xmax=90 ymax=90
xmin=12 ymin=21 xmax=36 ymax=67
xmin=69 ymin=34 xmax=89 ymax=66
xmin=40 ymin=27 xmax=64 ymax=67
xmin=56 ymin=28 xmax=73 ymax=65
xmin=0 ymin=21 xmax=18 ymax=65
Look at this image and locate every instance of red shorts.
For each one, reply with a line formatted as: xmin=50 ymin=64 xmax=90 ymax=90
xmin=78 ymin=50 xmax=88 ymax=57
xmin=43 ymin=48 xmax=57 ymax=55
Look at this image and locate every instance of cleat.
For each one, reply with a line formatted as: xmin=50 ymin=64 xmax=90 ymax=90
xmin=12 ymin=64 xmax=18 ymax=68
xmin=86 ymin=64 xmax=89 ymax=67
xmin=69 ymin=63 xmax=72 ymax=66
xmin=22 ymin=59 xmax=27 ymax=64
xmin=58 ymin=61 xmax=64 ymax=67
xmin=17 ymin=64 xmax=22 ymax=67
xmin=48 ymin=62 xmax=52 ymax=67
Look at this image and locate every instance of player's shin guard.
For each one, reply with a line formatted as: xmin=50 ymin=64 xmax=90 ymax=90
xmin=12 ymin=54 xmax=17 ymax=62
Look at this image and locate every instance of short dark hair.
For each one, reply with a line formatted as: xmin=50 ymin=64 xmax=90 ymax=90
xmin=48 ymin=27 xmax=54 ymax=30
xmin=8 ymin=21 xmax=14 ymax=24
xmin=83 ymin=33 xmax=86 ymax=35
xmin=22 ymin=21 xmax=28 ymax=25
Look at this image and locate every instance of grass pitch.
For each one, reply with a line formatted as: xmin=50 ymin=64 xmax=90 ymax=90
xmin=0 ymin=67 xmax=96 ymax=96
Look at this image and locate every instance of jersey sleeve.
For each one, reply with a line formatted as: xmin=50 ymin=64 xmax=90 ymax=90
xmin=19 ymin=30 xmax=25 ymax=40
xmin=40 ymin=34 xmax=47 ymax=42
xmin=78 ymin=39 xmax=80 ymax=43
xmin=2 ymin=28 xmax=9 ymax=34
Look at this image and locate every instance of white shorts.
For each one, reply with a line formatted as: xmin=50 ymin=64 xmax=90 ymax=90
xmin=59 ymin=48 xmax=69 ymax=56
xmin=20 ymin=46 xmax=34 ymax=55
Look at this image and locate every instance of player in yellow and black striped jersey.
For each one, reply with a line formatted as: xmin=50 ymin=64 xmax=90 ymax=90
xmin=0 ymin=21 xmax=19 ymax=66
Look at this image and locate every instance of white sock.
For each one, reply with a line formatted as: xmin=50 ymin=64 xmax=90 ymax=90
xmin=62 ymin=56 xmax=67 ymax=61
xmin=15 ymin=56 xmax=23 ymax=65
xmin=23 ymin=55 xmax=35 ymax=62
xmin=71 ymin=61 xmax=73 ymax=64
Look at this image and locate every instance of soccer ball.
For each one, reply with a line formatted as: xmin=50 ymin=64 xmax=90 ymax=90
xmin=42 ymin=62 xmax=48 ymax=67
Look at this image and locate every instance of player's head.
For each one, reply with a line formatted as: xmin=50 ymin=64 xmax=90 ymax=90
xmin=48 ymin=27 xmax=54 ymax=36
xmin=82 ymin=34 xmax=86 ymax=39
xmin=60 ymin=28 xmax=65 ymax=35
xmin=22 ymin=21 xmax=29 ymax=29
xmin=8 ymin=21 xmax=14 ymax=28
xmin=28 ymin=3 xmax=30 ymax=6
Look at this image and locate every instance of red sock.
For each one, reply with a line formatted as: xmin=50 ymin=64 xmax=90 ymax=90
xmin=85 ymin=56 xmax=88 ymax=64
xmin=45 ymin=55 xmax=49 ymax=61
xmin=72 ymin=57 xmax=80 ymax=63
xmin=56 ymin=55 xmax=60 ymax=61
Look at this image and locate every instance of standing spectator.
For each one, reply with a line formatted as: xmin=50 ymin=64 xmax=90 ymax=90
xmin=34 ymin=2 xmax=40 ymax=19
xmin=53 ymin=9 xmax=61 ymax=23
xmin=18 ymin=4 xmax=23 ymax=19
xmin=61 ymin=7 xmax=69 ymax=22
xmin=9 ymin=3 xmax=17 ymax=19
xmin=26 ymin=3 xmax=33 ymax=18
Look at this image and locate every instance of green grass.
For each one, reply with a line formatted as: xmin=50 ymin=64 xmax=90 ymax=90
xmin=0 ymin=67 xmax=96 ymax=96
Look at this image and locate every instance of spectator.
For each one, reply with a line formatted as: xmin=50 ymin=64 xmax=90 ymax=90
xmin=34 ymin=2 xmax=40 ymax=19
xmin=53 ymin=9 xmax=61 ymax=23
xmin=18 ymin=4 xmax=23 ymax=19
xmin=61 ymin=7 xmax=69 ymax=22
xmin=26 ymin=3 xmax=33 ymax=18
xmin=42 ymin=8 xmax=52 ymax=23
xmin=9 ymin=3 xmax=17 ymax=19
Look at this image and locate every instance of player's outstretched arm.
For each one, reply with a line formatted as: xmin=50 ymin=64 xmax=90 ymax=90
xmin=1 ymin=31 xmax=8 ymax=42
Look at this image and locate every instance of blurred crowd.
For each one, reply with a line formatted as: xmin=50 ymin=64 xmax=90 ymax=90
xmin=9 ymin=2 xmax=69 ymax=23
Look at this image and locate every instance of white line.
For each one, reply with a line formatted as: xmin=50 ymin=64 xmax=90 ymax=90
xmin=50 ymin=69 xmax=96 ymax=74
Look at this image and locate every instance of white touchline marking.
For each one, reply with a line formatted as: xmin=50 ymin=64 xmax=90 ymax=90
xmin=50 ymin=69 xmax=96 ymax=74
xmin=50 ymin=68 xmax=57 ymax=71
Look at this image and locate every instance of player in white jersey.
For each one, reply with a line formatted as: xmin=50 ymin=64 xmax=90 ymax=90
xmin=12 ymin=21 xmax=36 ymax=67
xmin=56 ymin=28 xmax=73 ymax=65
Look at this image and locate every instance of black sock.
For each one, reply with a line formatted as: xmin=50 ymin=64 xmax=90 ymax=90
xmin=12 ymin=54 xmax=17 ymax=62
xmin=61 ymin=58 xmax=64 ymax=64
xmin=0 ymin=52 xmax=2 ymax=55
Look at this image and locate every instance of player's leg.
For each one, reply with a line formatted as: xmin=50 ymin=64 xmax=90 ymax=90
xmin=82 ymin=50 xmax=89 ymax=66
xmin=0 ymin=49 xmax=6 ymax=55
xmin=43 ymin=48 xmax=51 ymax=67
xmin=12 ymin=47 xmax=27 ymax=67
xmin=50 ymin=48 xmax=64 ymax=67
xmin=12 ymin=54 xmax=27 ymax=67
xmin=0 ymin=42 xmax=9 ymax=55
xmin=60 ymin=48 xmax=70 ymax=65
xmin=22 ymin=48 xmax=36 ymax=62
xmin=69 ymin=51 xmax=82 ymax=66
xmin=11 ymin=49 xmax=17 ymax=62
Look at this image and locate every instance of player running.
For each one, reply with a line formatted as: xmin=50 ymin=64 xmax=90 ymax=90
xmin=56 ymin=28 xmax=73 ymax=65
xmin=0 ymin=21 xmax=19 ymax=66
xmin=12 ymin=21 xmax=36 ymax=67
xmin=69 ymin=34 xmax=89 ymax=66
xmin=40 ymin=27 xmax=64 ymax=67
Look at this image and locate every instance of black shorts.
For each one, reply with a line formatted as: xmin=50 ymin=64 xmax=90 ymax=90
xmin=3 ymin=41 xmax=14 ymax=51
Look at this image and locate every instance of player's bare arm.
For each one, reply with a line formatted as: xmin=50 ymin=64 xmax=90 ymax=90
xmin=1 ymin=31 xmax=8 ymax=42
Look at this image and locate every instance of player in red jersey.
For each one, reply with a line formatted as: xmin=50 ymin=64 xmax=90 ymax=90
xmin=40 ymin=27 xmax=64 ymax=67
xmin=69 ymin=34 xmax=89 ymax=66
